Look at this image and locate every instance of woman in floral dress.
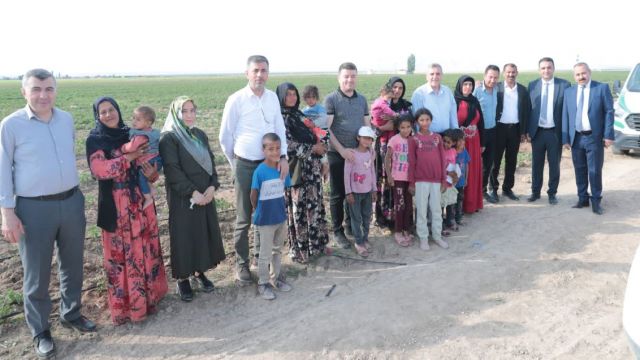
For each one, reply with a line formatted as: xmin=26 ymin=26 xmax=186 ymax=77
xmin=86 ymin=97 xmax=168 ymax=324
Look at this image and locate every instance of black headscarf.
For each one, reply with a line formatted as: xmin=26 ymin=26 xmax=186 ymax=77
xmin=85 ymin=97 xmax=136 ymax=232
xmin=387 ymin=77 xmax=412 ymax=113
xmin=276 ymin=83 xmax=315 ymax=145
xmin=454 ymin=75 xmax=482 ymax=127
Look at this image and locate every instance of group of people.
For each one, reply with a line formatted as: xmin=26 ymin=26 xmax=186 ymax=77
xmin=0 ymin=55 xmax=614 ymax=358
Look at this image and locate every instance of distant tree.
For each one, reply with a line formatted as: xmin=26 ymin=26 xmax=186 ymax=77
xmin=407 ymin=54 xmax=416 ymax=74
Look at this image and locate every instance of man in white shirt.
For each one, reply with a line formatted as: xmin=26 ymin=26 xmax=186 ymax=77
xmin=219 ymin=55 xmax=288 ymax=284
xmin=410 ymin=63 xmax=458 ymax=133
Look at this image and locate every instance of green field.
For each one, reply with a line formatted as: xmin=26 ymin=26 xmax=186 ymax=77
xmin=0 ymin=71 xmax=628 ymax=135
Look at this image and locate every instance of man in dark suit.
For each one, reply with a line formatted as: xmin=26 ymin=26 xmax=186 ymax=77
xmin=527 ymin=57 xmax=570 ymax=205
xmin=492 ymin=63 xmax=531 ymax=200
xmin=562 ymin=62 xmax=614 ymax=215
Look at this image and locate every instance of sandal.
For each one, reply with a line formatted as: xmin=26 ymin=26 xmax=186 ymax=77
xmin=355 ymin=243 xmax=369 ymax=257
xmin=364 ymin=241 xmax=372 ymax=251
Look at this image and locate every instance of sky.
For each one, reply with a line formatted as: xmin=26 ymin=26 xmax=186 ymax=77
xmin=1 ymin=0 xmax=638 ymax=77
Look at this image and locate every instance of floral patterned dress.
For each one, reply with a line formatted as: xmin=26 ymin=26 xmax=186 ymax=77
xmin=89 ymin=149 xmax=168 ymax=325
xmin=285 ymin=120 xmax=329 ymax=262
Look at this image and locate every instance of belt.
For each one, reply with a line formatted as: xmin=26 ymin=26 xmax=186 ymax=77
xmin=498 ymin=122 xmax=519 ymax=127
xmin=234 ymin=154 xmax=263 ymax=164
xmin=538 ymin=126 xmax=555 ymax=131
xmin=19 ymin=186 xmax=78 ymax=201
xmin=577 ymin=130 xmax=592 ymax=135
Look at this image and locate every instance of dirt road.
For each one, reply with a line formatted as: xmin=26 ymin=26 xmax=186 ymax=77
xmin=4 ymin=149 xmax=640 ymax=359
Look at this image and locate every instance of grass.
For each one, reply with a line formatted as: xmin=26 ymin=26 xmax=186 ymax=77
xmin=0 ymin=289 xmax=23 ymax=322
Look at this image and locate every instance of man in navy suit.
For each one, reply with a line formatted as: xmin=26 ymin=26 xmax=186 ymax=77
xmin=562 ymin=62 xmax=614 ymax=215
xmin=527 ymin=57 xmax=570 ymax=205
xmin=492 ymin=63 xmax=531 ymax=201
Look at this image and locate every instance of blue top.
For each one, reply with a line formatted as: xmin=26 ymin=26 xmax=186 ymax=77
xmin=251 ymin=162 xmax=291 ymax=226
xmin=455 ymin=149 xmax=470 ymax=188
xmin=303 ymin=104 xmax=328 ymax=130
xmin=410 ymin=84 xmax=458 ymax=133
xmin=474 ymin=84 xmax=497 ymax=129
xmin=130 ymin=128 xmax=161 ymax=154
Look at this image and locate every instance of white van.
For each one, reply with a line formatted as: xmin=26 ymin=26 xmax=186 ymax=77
xmin=613 ymin=63 xmax=640 ymax=154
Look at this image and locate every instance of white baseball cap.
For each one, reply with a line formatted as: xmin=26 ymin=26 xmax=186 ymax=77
xmin=358 ymin=126 xmax=376 ymax=139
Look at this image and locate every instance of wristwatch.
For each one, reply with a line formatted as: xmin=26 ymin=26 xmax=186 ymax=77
xmin=280 ymin=154 xmax=288 ymax=160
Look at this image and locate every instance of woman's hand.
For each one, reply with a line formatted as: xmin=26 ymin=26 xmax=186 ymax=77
xmin=312 ymin=143 xmax=327 ymax=156
xmin=191 ymin=190 xmax=207 ymax=206
xmin=123 ymin=143 xmax=149 ymax=162
xmin=203 ymin=186 xmax=216 ymax=204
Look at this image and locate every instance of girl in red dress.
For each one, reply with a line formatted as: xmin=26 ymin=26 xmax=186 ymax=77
xmin=454 ymin=76 xmax=485 ymax=214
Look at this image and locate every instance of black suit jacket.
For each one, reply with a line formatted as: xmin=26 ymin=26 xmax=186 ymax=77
xmin=496 ymin=82 xmax=531 ymax=136
xmin=527 ymin=77 xmax=571 ymax=141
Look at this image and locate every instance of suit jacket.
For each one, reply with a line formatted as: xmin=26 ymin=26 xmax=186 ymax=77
xmin=527 ymin=77 xmax=571 ymax=141
xmin=561 ymin=80 xmax=614 ymax=146
xmin=496 ymin=82 xmax=531 ymax=136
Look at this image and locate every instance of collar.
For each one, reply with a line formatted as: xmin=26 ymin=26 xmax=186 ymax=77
xmin=426 ymin=84 xmax=442 ymax=95
xmin=243 ymin=84 xmax=265 ymax=98
xmin=337 ymin=87 xmax=358 ymax=99
xmin=504 ymin=81 xmax=517 ymax=90
xmin=542 ymin=78 xmax=555 ymax=86
xmin=24 ymin=105 xmax=55 ymax=122
xmin=579 ymin=81 xmax=592 ymax=89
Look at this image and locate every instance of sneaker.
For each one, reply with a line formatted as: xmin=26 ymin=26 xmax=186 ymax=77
xmin=194 ymin=272 xmax=214 ymax=293
xmin=258 ymin=284 xmax=276 ymax=300
xmin=177 ymin=279 xmax=193 ymax=302
xmin=333 ymin=232 xmax=351 ymax=249
xmin=419 ymin=238 xmax=430 ymax=251
xmin=236 ymin=264 xmax=252 ymax=283
xmin=272 ymin=279 xmax=292 ymax=292
xmin=433 ymin=237 xmax=449 ymax=249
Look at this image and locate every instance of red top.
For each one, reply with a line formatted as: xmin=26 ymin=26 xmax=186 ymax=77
xmin=408 ymin=132 xmax=446 ymax=186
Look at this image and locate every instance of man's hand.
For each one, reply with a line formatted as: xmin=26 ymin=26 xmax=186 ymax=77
xmin=341 ymin=148 xmax=355 ymax=163
xmin=1 ymin=208 xmax=24 ymax=244
xmin=277 ymin=157 xmax=289 ymax=180
xmin=346 ymin=193 xmax=355 ymax=205
xmin=604 ymin=139 xmax=614 ymax=148
xmin=563 ymin=144 xmax=571 ymax=151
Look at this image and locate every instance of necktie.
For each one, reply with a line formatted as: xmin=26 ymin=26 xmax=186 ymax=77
xmin=540 ymin=82 xmax=549 ymax=125
xmin=576 ymin=85 xmax=584 ymax=131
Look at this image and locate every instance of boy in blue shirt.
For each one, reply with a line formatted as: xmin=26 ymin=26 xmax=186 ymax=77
xmin=250 ymin=133 xmax=293 ymax=300
xmin=453 ymin=129 xmax=470 ymax=228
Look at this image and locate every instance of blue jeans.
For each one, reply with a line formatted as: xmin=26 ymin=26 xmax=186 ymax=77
xmin=347 ymin=192 xmax=372 ymax=245
xmin=138 ymin=156 xmax=163 ymax=194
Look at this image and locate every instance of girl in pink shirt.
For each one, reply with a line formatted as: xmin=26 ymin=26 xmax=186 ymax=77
xmin=385 ymin=115 xmax=414 ymax=247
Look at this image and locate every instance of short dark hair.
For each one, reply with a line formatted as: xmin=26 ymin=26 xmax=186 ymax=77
xmin=485 ymin=64 xmax=500 ymax=74
xmin=134 ymin=105 xmax=156 ymax=124
xmin=302 ymin=85 xmax=319 ymax=99
xmin=414 ymin=108 xmax=433 ymax=122
xmin=394 ymin=114 xmax=414 ymax=129
xmin=443 ymin=128 xmax=464 ymax=142
xmin=247 ymin=55 xmax=269 ymax=68
xmin=380 ymin=83 xmax=393 ymax=95
xmin=22 ymin=68 xmax=56 ymax=88
xmin=539 ymin=57 xmax=555 ymax=66
xmin=338 ymin=62 xmax=357 ymax=73
xmin=262 ymin=132 xmax=281 ymax=148
xmin=503 ymin=63 xmax=518 ymax=71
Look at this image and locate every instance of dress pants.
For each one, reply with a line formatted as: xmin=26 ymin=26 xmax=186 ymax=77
xmin=482 ymin=127 xmax=496 ymax=193
xmin=571 ymin=132 xmax=604 ymax=202
xmin=491 ymin=122 xmax=521 ymax=192
xmin=233 ymin=158 xmax=261 ymax=265
xmin=531 ymin=127 xmax=561 ymax=196
xmin=328 ymin=151 xmax=351 ymax=235
xmin=16 ymin=190 xmax=86 ymax=337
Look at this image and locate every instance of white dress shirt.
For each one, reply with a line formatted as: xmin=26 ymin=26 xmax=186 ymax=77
xmin=539 ymin=79 xmax=556 ymax=128
xmin=577 ymin=81 xmax=592 ymax=131
xmin=219 ymin=85 xmax=287 ymax=167
xmin=500 ymin=83 xmax=519 ymax=124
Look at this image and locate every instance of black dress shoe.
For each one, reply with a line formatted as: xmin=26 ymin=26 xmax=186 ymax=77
xmin=194 ymin=272 xmax=215 ymax=293
xmin=548 ymin=195 xmax=558 ymax=205
xmin=177 ymin=279 xmax=194 ymax=302
xmin=60 ymin=315 xmax=97 ymax=332
xmin=571 ymin=200 xmax=590 ymax=208
xmin=502 ymin=190 xmax=520 ymax=201
xmin=34 ymin=330 xmax=55 ymax=359
xmin=527 ymin=194 xmax=541 ymax=202
xmin=484 ymin=191 xmax=499 ymax=204
xmin=592 ymin=202 xmax=604 ymax=215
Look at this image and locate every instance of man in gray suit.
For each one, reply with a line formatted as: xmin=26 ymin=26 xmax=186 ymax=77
xmin=527 ymin=57 xmax=571 ymax=205
xmin=1 ymin=69 xmax=95 ymax=359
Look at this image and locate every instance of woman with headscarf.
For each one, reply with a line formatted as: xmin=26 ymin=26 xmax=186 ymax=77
xmin=276 ymin=83 xmax=329 ymax=263
xmin=159 ymin=96 xmax=225 ymax=302
xmin=454 ymin=75 xmax=485 ymax=214
xmin=86 ymin=97 xmax=168 ymax=325
xmin=373 ymin=77 xmax=413 ymax=230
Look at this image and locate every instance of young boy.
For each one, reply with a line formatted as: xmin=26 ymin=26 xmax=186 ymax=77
xmin=120 ymin=105 xmax=163 ymax=208
xmin=250 ymin=133 xmax=293 ymax=300
xmin=453 ymin=130 xmax=470 ymax=228
xmin=302 ymin=85 xmax=330 ymax=179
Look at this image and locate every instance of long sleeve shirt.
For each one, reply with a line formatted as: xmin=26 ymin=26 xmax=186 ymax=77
xmin=407 ymin=132 xmax=446 ymax=186
xmin=344 ymin=149 xmax=376 ymax=194
xmin=0 ymin=106 xmax=79 ymax=208
xmin=410 ymin=84 xmax=458 ymax=133
xmin=474 ymin=84 xmax=498 ymax=130
xmin=219 ymin=85 xmax=287 ymax=167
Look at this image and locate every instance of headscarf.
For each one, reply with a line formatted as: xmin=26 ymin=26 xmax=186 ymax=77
xmin=387 ymin=76 xmax=412 ymax=113
xmin=85 ymin=97 xmax=135 ymax=232
xmin=454 ymin=75 xmax=482 ymax=127
xmin=161 ymin=96 xmax=213 ymax=175
xmin=276 ymin=83 xmax=315 ymax=145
